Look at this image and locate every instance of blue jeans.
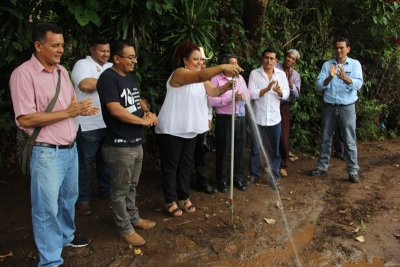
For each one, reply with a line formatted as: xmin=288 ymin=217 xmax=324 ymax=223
xmin=76 ymin=127 xmax=111 ymax=204
xmin=316 ymin=103 xmax=359 ymax=174
xmin=249 ymin=122 xmax=282 ymax=180
xmin=102 ymin=145 xmax=143 ymax=234
xmin=30 ymin=145 xmax=78 ymax=267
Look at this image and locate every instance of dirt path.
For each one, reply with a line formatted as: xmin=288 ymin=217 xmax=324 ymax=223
xmin=0 ymin=139 xmax=399 ymax=267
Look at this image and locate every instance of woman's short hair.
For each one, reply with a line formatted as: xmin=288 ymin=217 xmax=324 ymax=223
xmin=176 ymin=41 xmax=200 ymax=67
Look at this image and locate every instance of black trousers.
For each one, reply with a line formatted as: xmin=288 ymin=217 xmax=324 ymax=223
xmin=193 ymin=132 xmax=210 ymax=189
xmin=215 ymin=114 xmax=246 ymax=185
xmin=157 ymin=134 xmax=197 ymax=203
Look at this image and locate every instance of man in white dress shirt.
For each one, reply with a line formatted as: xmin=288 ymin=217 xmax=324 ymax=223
xmin=246 ymin=48 xmax=290 ymax=190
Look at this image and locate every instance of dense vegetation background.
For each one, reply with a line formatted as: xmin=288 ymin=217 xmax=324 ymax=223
xmin=0 ymin=0 xmax=399 ymax=165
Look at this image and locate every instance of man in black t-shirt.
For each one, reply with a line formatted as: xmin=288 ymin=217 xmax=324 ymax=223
xmin=97 ymin=40 xmax=158 ymax=246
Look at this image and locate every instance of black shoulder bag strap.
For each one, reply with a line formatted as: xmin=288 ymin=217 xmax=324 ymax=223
xmin=26 ymin=68 xmax=61 ymax=144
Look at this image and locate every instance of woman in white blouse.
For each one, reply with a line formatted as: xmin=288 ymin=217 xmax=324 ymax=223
xmin=155 ymin=41 xmax=242 ymax=216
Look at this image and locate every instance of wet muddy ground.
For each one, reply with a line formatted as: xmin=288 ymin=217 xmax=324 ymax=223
xmin=0 ymin=139 xmax=399 ymax=267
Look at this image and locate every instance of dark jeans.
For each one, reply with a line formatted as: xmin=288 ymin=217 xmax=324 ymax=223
xmin=333 ymin=120 xmax=344 ymax=156
xmin=215 ymin=114 xmax=246 ymax=185
xmin=249 ymin=122 xmax=282 ymax=180
xmin=76 ymin=127 xmax=111 ymax=204
xmin=279 ymin=102 xmax=290 ymax=169
xmin=157 ymin=134 xmax=197 ymax=204
xmin=193 ymin=132 xmax=210 ymax=189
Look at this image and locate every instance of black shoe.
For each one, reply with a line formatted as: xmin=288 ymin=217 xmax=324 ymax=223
xmin=66 ymin=236 xmax=90 ymax=247
xmin=218 ymin=183 xmax=228 ymax=193
xmin=334 ymin=154 xmax=346 ymax=161
xmin=269 ymin=179 xmax=280 ymax=191
xmin=245 ymin=176 xmax=258 ymax=186
xmin=349 ymin=173 xmax=360 ymax=183
xmin=200 ymin=185 xmax=217 ymax=194
xmin=233 ymin=181 xmax=247 ymax=191
xmin=309 ymin=169 xmax=327 ymax=176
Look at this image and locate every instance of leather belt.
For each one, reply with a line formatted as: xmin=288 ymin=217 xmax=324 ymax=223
xmin=217 ymin=114 xmax=245 ymax=120
xmin=34 ymin=141 xmax=75 ymax=149
xmin=325 ymin=102 xmax=355 ymax=107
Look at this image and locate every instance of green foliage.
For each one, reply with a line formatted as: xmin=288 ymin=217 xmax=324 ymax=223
xmin=0 ymin=0 xmax=399 ymax=165
xmin=160 ymin=0 xmax=220 ymax=68
xmin=356 ymin=94 xmax=387 ymax=141
xmin=0 ymin=89 xmax=16 ymax=165
xmin=289 ymin=61 xmax=323 ymax=153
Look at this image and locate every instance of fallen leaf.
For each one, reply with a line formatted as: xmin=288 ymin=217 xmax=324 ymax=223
xmin=352 ymin=227 xmax=360 ymax=233
xmin=364 ymin=186 xmax=371 ymax=190
xmin=392 ymin=218 xmax=398 ymax=222
xmin=264 ymin=218 xmax=276 ymax=224
xmin=134 ymin=248 xmax=142 ymax=255
xmin=355 ymin=236 xmax=365 ymax=242
xmin=276 ymin=201 xmax=283 ymax=210
xmin=0 ymin=251 xmax=13 ymax=260
xmin=205 ymin=214 xmax=210 ymax=219
xmin=339 ymin=210 xmax=346 ymax=214
xmin=394 ymin=233 xmax=400 ymax=239
xmin=349 ymin=221 xmax=355 ymax=226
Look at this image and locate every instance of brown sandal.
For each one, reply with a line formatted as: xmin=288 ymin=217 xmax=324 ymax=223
xmin=177 ymin=199 xmax=196 ymax=213
xmin=165 ymin=202 xmax=182 ymax=217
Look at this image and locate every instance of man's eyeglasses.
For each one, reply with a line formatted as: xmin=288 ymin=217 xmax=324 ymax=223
xmin=118 ymin=55 xmax=138 ymax=60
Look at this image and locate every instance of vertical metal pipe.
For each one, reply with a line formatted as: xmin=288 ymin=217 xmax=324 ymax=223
xmin=229 ymin=76 xmax=236 ymax=227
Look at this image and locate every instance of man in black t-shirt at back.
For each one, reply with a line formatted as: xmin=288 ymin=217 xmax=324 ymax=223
xmin=97 ymin=40 xmax=158 ymax=246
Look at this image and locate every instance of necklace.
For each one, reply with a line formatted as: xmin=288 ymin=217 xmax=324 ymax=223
xmin=111 ymin=67 xmax=126 ymax=76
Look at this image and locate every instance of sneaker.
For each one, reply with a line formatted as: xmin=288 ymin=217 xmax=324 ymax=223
xmin=120 ymin=231 xmax=146 ymax=246
xmin=280 ymin=168 xmax=288 ymax=177
xmin=76 ymin=203 xmax=92 ymax=215
xmin=134 ymin=219 xmax=156 ymax=230
xmin=66 ymin=236 xmax=90 ymax=247
xmin=309 ymin=169 xmax=327 ymax=176
xmin=349 ymin=173 xmax=360 ymax=183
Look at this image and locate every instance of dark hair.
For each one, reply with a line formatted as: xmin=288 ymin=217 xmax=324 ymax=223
xmin=261 ymin=48 xmax=278 ymax=60
xmin=91 ymin=35 xmax=109 ymax=47
xmin=219 ymin=54 xmax=238 ymax=65
xmin=335 ymin=37 xmax=350 ymax=47
xmin=32 ymin=23 xmax=63 ymax=43
xmin=176 ymin=41 xmax=200 ymax=67
xmin=110 ymin=39 xmax=134 ymax=63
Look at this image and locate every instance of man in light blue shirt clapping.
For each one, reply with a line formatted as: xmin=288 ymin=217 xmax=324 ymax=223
xmin=309 ymin=37 xmax=363 ymax=183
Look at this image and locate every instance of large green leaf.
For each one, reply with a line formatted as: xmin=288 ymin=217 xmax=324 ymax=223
xmin=85 ymin=9 xmax=101 ymax=27
xmin=75 ymin=12 xmax=89 ymax=26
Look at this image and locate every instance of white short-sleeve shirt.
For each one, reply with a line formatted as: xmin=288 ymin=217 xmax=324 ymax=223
xmin=71 ymin=56 xmax=112 ymax=131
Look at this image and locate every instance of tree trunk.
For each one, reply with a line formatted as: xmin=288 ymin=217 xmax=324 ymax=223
xmin=243 ymin=0 xmax=269 ymax=46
